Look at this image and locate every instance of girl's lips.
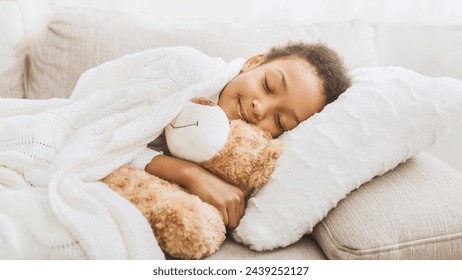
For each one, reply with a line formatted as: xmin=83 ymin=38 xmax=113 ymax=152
xmin=237 ymin=98 xmax=249 ymax=123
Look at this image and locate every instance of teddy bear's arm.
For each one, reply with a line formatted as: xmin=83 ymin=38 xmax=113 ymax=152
xmin=191 ymin=97 xmax=215 ymax=106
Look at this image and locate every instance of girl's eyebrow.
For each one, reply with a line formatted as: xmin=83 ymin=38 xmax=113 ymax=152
xmin=276 ymin=68 xmax=288 ymax=90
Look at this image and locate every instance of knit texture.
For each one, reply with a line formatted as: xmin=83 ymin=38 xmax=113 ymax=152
xmin=0 ymin=46 xmax=242 ymax=259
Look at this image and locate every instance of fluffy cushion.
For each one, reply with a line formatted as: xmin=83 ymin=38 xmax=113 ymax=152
xmin=26 ymin=6 xmax=377 ymax=99
xmin=232 ymin=66 xmax=462 ymax=252
xmin=0 ymin=2 xmax=25 ymax=98
xmin=313 ymin=152 xmax=462 ymax=259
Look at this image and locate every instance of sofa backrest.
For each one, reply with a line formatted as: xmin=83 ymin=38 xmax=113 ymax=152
xmin=25 ymin=6 xmax=378 ymax=99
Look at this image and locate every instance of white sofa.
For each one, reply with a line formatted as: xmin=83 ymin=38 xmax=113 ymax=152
xmin=1 ymin=2 xmax=462 ymax=260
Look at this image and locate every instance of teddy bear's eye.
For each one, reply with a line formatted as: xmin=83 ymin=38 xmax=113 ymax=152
xmin=169 ymin=121 xmax=199 ymax=129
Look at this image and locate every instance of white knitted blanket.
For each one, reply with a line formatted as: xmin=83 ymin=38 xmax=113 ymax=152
xmin=0 ymin=47 xmax=242 ymax=259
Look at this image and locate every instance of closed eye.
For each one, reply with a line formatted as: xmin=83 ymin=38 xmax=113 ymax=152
xmin=275 ymin=113 xmax=284 ymax=131
xmin=263 ymin=75 xmax=272 ymax=94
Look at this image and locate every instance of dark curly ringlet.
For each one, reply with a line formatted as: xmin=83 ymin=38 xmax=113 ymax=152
xmin=263 ymin=41 xmax=352 ymax=106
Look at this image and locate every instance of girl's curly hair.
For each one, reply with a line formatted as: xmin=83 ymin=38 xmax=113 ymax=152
xmin=263 ymin=42 xmax=352 ymax=106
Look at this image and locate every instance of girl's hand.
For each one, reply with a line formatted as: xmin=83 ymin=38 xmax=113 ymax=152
xmin=186 ymin=167 xmax=245 ymax=229
xmin=145 ymin=155 xmax=245 ymax=228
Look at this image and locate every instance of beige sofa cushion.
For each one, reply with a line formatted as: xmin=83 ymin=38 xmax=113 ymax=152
xmin=313 ymin=152 xmax=462 ymax=259
xmin=205 ymin=235 xmax=326 ymax=260
xmin=0 ymin=1 xmax=25 ymax=98
xmin=26 ymin=6 xmax=377 ymax=99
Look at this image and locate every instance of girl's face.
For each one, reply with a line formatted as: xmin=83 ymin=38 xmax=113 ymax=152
xmin=218 ymin=55 xmax=325 ymax=137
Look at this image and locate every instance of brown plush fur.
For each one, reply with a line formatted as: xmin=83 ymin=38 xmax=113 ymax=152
xmin=201 ymin=120 xmax=283 ymax=197
xmin=101 ymin=98 xmax=283 ymax=259
xmin=102 ymin=164 xmax=226 ymax=259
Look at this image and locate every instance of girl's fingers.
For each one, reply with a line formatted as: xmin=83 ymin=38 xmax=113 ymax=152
xmin=220 ymin=207 xmax=229 ymax=227
xmin=239 ymin=200 xmax=245 ymax=220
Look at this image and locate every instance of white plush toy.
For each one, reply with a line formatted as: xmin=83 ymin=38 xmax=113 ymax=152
xmin=165 ymin=99 xmax=230 ymax=162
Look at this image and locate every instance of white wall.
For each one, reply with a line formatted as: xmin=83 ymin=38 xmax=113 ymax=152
xmin=12 ymin=0 xmax=462 ymax=31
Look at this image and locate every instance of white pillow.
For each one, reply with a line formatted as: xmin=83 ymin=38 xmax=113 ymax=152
xmin=0 ymin=1 xmax=25 ymax=99
xmin=232 ymin=66 xmax=462 ymax=251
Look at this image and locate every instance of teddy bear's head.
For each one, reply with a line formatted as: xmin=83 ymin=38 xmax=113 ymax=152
xmin=165 ymin=97 xmax=283 ymax=196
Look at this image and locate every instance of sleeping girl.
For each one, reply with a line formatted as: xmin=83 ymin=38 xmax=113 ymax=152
xmin=135 ymin=42 xmax=352 ymax=229
xmin=0 ymin=41 xmax=350 ymax=259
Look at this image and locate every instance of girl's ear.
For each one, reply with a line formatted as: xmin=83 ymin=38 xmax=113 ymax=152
xmin=240 ymin=54 xmax=266 ymax=73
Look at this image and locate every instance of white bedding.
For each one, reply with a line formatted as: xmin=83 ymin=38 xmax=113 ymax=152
xmin=233 ymin=66 xmax=462 ymax=251
xmin=0 ymin=46 xmax=242 ymax=259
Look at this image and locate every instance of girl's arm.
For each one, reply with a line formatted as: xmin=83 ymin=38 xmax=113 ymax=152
xmin=145 ymin=155 xmax=245 ymax=229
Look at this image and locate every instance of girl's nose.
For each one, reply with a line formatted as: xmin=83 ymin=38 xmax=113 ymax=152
xmin=251 ymin=99 xmax=265 ymax=121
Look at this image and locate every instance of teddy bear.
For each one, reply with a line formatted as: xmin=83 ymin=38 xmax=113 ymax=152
xmin=101 ymin=97 xmax=283 ymax=259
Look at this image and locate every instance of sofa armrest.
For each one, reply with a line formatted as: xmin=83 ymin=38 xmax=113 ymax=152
xmin=313 ymin=152 xmax=462 ymax=259
xmin=0 ymin=1 xmax=25 ymax=99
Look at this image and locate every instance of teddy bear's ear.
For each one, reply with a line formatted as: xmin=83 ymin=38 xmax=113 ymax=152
xmin=191 ymin=97 xmax=215 ymax=106
xmin=246 ymin=139 xmax=284 ymax=195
